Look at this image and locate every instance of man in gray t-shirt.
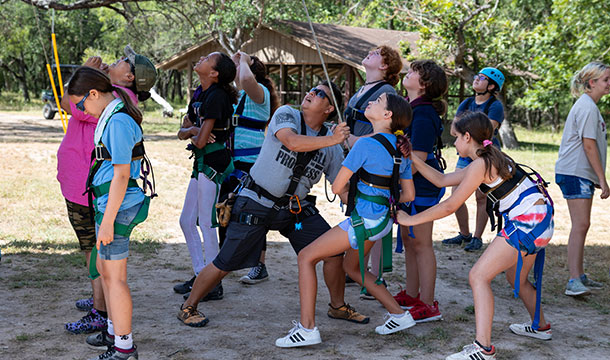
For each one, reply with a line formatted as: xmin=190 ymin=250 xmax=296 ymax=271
xmin=178 ymin=82 xmax=370 ymax=328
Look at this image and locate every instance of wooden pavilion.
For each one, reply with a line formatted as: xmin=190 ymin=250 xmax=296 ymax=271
xmin=157 ymin=20 xmax=420 ymax=106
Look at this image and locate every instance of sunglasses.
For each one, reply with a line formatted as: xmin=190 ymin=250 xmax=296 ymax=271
xmin=309 ymin=87 xmax=332 ymax=103
xmin=473 ymin=74 xmax=488 ymax=82
xmin=75 ymin=92 xmax=90 ymax=112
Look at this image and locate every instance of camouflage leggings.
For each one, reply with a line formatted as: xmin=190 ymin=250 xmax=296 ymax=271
xmin=65 ymin=199 xmax=96 ymax=251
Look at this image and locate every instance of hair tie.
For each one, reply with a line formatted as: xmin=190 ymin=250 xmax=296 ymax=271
xmin=482 ymin=139 xmax=492 ymax=147
xmin=432 ymin=95 xmax=443 ymax=101
xmin=394 ymin=130 xmax=404 ymax=136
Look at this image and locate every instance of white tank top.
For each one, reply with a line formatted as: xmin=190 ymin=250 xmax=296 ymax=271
xmin=483 ymin=171 xmax=545 ymax=218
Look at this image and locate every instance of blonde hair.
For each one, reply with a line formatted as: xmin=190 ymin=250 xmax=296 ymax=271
xmin=570 ymin=61 xmax=610 ymax=98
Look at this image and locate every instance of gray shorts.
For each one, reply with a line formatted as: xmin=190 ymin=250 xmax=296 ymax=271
xmin=213 ymin=196 xmax=333 ymax=272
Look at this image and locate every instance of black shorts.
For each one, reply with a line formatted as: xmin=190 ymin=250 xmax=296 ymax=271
xmin=213 ymin=196 xmax=332 ymax=272
xmin=65 ymin=199 xmax=96 ymax=251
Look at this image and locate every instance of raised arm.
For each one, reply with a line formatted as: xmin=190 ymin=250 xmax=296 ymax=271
xmin=397 ymin=159 xmax=486 ymax=226
xmin=411 ymin=153 xmax=466 ymax=187
xmin=275 ymin=122 xmax=349 ymax=152
xmin=238 ymin=52 xmax=265 ymax=104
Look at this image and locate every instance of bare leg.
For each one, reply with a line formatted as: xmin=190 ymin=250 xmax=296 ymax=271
xmin=505 ymin=254 xmax=548 ymax=328
xmin=368 ymin=239 xmax=382 ymax=277
xmin=343 ymin=241 xmax=404 ymax=315
xmin=405 ymin=221 xmax=436 ymax=305
xmin=183 ymin=263 xmax=229 ymax=309
xmin=98 ymin=258 xmax=131 ymax=336
xmin=474 ymin=189 xmax=489 ymax=239
xmin=401 ymin=225 xmax=419 ymax=297
xmin=566 ymin=198 xmax=593 ymax=279
xmin=469 ymin=237 xmax=519 ymax=347
xmin=259 ymin=250 xmax=266 ymax=263
xmin=298 ymin=226 xmax=351 ymax=329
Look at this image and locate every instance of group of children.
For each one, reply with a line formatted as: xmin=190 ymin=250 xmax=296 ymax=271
xmin=57 ymin=42 xmax=609 ymax=360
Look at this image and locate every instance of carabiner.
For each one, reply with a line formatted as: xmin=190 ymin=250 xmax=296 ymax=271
xmin=289 ymin=195 xmax=302 ymax=215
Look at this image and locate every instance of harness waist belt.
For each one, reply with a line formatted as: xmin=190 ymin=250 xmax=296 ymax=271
xmin=232 ymin=114 xmax=267 ymax=130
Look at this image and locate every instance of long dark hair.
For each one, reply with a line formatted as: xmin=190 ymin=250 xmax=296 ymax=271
xmin=410 ymin=60 xmax=448 ymax=117
xmin=249 ymin=55 xmax=280 ymax=116
xmin=214 ymin=52 xmax=238 ymax=104
xmin=452 ymin=112 xmax=514 ymax=180
xmin=68 ymin=66 xmax=142 ymax=125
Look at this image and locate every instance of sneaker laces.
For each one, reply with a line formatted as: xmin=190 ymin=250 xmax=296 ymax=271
xmin=461 ymin=343 xmax=479 ymax=355
xmin=248 ymin=263 xmax=262 ymax=278
xmin=287 ymin=320 xmax=301 ymax=336
xmin=97 ymin=347 xmax=117 ymax=359
xmin=80 ymin=310 xmax=99 ymax=323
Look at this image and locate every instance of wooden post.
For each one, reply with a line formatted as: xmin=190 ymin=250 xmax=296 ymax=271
xmin=458 ymin=77 xmax=465 ymax=103
xmin=280 ymin=63 xmax=286 ymax=104
xmin=187 ymin=62 xmax=193 ymax=101
xmin=345 ymin=66 xmax=355 ymax=102
xmin=300 ymin=64 xmax=306 ymax=101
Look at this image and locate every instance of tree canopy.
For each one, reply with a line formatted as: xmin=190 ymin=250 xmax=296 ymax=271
xmin=2 ymin=0 xmax=609 ymax=142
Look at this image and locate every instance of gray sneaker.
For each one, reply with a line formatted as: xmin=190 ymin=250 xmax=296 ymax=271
xmin=86 ymin=330 xmax=114 ymax=349
xmin=565 ymin=278 xmax=591 ymax=296
xmin=580 ymin=274 xmax=603 ymax=289
xmin=89 ymin=345 xmax=138 ymax=360
xmin=464 ymin=237 xmax=483 ymax=252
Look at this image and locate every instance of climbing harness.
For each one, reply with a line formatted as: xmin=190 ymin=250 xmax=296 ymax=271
xmin=344 ymin=82 xmax=388 ymax=132
xmin=479 ymin=163 xmax=553 ymax=330
xmin=345 ymin=134 xmax=403 ymax=286
xmin=241 ymin=113 xmax=327 ymax=230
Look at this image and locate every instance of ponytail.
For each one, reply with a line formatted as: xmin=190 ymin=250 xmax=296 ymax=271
xmin=570 ymin=61 xmax=610 ymax=98
xmin=453 ymin=111 xmax=513 ymax=180
xmin=214 ymin=52 xmax=238 ymax=104
xmin=68 ymin=66 xmax=142 ymax=124
xmin=113 ymin=86 xmax=143 ymax=125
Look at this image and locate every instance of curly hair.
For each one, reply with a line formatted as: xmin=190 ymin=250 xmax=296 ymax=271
xmin=377 ymin=45 xmax=403 ymax=86
xmin=410 ymin=60 xmax=448 ymax=116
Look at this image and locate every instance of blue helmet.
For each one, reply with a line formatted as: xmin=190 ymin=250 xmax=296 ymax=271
xmin=479 ymin=67 xmax=505 ymax=91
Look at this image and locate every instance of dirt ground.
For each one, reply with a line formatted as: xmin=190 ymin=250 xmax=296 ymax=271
xmin=1 ymin=112 xmax=609 ymax=360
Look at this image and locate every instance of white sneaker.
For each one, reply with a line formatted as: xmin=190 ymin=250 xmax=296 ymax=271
xmin=446 ymin=342 xmax=496 ymax=360
xmin=509 ymin=322 xmax=552 ymax=340
xmin=374 ymin=312 xmax=416 ymax=335
xmin=275 ymin=320 xmax=321 ymax=348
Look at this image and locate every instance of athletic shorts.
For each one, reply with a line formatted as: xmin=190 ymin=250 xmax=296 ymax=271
xmin=500 ymin=204 xmax=553 ymax=254
xmin=213 ymin=196 xmax=333 ymax=272
xmin=96 ymin=202 xmax=142 ymax=261
xmin=399 ymin=201 xmax=437 ymax=215
xmin=556 ymin=174 xmax=595 ymax=200
xmin=338 ymin=216 xmax=393 ymax=250
xmin=65 ymin=199 xmax=96 ymax=251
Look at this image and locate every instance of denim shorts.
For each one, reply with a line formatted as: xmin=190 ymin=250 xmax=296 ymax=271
xmin=556 ymin=174 xmax=595 ymax=200
xmin=96 ymin=202 xmax=142 ymax=260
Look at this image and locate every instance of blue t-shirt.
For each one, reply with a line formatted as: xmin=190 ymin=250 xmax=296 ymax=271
xmin=343 ymin=133 xmax=412 ymax=219
xmin=406 ymin=102 xmax=444 ymax=198
xmin=456 ymin=96 xmax=505 ymax=160
xmin=456 ymin=96 xmax=504 ymax=124
xmin=233 ymin=85 xmax=271 ymax=164
xmin=93 ymin=112 xmax=144 ymax=213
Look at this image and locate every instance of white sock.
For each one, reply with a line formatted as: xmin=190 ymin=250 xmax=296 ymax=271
xmin=114 ymin=332 xmax=133 ymax=351
xmin=107 ymin=319 xmax=114 ymax=336
xmin=298 ymin=322 xmax=314 ymax=331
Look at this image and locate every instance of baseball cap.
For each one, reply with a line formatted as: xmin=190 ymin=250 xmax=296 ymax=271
xmin=124 ymin=45 xmax=157 ymax=92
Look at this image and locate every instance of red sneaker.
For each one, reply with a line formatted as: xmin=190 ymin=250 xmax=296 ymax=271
xmin=408 ymin=300 xmax=442 ymax=323
xmin=393 ymin=290 xmax=420 ymax=310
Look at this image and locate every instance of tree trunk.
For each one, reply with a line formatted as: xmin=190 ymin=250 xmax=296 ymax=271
xmin=17 ymin=59 xmax=30 ymax=102
xmin=495 ymin=92 xmax=518 ymax=149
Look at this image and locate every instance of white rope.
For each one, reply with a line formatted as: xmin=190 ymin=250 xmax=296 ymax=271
xmin=300 ymin=0 xmax=344 ymax=125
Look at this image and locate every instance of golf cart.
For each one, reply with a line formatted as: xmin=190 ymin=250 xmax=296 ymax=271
xmin=41 ymin=64 xmax=79 ymax=119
